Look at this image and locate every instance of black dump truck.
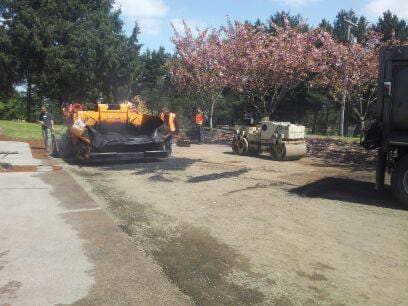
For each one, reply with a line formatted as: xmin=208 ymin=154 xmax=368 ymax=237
xmin=363 ymin=45 xmax=408 ymax=204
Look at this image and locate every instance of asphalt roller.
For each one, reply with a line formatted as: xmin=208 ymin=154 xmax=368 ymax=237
xmin=232 ymin=121 xmax=307 ymax=161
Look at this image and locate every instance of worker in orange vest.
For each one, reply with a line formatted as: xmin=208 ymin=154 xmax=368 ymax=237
xmin=160 ymin=107 xmax=178 ymax=154
xmin=195 ymin=107 xmax=205 ymax=144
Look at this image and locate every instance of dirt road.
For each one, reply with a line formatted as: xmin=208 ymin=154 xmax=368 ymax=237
xmin=65 ymin=144 xmax=408 ymax=305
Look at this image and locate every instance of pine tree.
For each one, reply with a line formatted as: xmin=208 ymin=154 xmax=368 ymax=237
xmin=1 ymin=0 xmax=143 ymax=119
xmin=319 ymin=19 xmax=333 ymax=33
xmin=3 ymin=0 xmax=48 ymax=120
xmin=267 ymin=11 xmax=308 ymax=34
xmin=0 ymin=20 xmax=13 ymax=98
xmin=333 ymin=9 xmax=367 ymax=43
xmin=376 ymin=10 xmax=408 ymax=41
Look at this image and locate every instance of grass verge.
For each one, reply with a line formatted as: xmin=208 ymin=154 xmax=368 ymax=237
xmin=0 ymin=120 xmax=65 ymax=140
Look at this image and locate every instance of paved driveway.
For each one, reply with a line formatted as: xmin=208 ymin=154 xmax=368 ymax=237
xmin=0 ymin=141 xmax=190 ymax=305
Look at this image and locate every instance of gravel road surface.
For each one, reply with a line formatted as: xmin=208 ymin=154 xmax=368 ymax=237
xmin=66 ymin=144 xmax=408 ymax=305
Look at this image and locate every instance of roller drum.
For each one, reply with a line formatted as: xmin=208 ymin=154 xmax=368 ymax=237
xmin=282 ymin=143 xmax=307 ymax=161
xmin=271 ymin=142 xmax=306 ymax=161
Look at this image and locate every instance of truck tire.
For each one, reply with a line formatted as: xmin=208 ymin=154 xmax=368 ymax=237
xmin=391 ymin=155 xmax=408 ymax=205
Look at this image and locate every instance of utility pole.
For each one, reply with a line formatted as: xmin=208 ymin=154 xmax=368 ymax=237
xmin=340 ymin=18 xmax=358 ymax=137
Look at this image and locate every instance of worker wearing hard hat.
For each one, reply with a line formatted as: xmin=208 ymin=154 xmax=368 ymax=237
xmin=160 ymin=107 xmax=178 ymax=154
xmin=195 ymin=107 xmax=205 ymax=144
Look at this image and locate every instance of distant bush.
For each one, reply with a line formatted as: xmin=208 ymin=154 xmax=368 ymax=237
xmin=0 ymin=94 xmax=26 ymax=120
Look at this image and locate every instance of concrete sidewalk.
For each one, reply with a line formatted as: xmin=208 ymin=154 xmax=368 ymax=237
xmin=0 ymin=141 xmax=190 ymax=305
xmin=0 ymin=141 xmax=43 ymax=166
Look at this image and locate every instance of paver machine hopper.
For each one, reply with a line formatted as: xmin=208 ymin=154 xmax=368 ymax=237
xmin=64 ymin=103 xmax=169 ymax=163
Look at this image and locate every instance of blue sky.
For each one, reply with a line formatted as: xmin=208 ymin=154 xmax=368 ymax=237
xmin=114 ymin=0 xmax=408 ymax=52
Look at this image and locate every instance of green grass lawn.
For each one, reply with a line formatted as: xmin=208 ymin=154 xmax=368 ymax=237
xmin=0 ymin=119 xmax=361 ymax=143
xmin=0 ymin=120 xmax=65 ymax=140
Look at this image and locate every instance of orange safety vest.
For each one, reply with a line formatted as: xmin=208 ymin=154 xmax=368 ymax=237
xmin=168 ymin=113 xmax=176 ymax=132
xmin=195 ymin=113 xmax=204 ymax=125
xmin=161 ymin=112 xmax=176 ymax=132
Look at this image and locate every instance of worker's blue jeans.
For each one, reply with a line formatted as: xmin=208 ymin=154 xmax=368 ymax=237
xmin=42 ymin=128 xmax=52 ymax=151
xmin=166 ymin=134 xmax=173 ymax=154
xmin=196 ymin=124 xmax=205 ymax=144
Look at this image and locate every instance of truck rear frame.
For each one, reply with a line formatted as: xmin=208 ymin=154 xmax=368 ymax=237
xmin=368 ymin=46 xmax=408 ymax=203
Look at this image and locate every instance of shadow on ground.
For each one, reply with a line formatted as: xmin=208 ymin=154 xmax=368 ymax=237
xmin=129 ymin=157 xmax=202 ymax=175
xmin=290 ymin=177 xmax=406 ymax=210
xmin=223 ymin=181 xmax=296 ymax=196
xmin=223 ymin=151 xmax=301 ymax=164
xmin=96 ymin=157 xmax=250 ymax=184
xmin=65 ymin=156 xmax=201 ymax=172
xmin=187 ymin=168 xmax=249 ymax=183
xmin=223 ymin=151 xmax=268 ymax=159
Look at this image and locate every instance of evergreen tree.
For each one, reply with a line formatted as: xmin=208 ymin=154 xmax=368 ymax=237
xmin=356 ymin=16 xmax=368 ymax=42
xmin=1 ymin=0 xmax=142 ymax=120
xmin=0 ymin=19 xmax=13 ymax=98
xmin=136 ymin=47 xmax=172 ymax=112
xmin=333 ymin=9 xmax=368 ymax=43
xmin=267 ymin=11 xmax=308 ymax=33
xmin=319 ymin=19 xmax=333 ymax=33
xmin=376 ymin=10 xmax=408 ymax=41
xmin=2 ymin=0 xmax=48 ymax=120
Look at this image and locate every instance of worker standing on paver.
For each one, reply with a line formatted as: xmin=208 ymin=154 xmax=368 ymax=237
xmin=160 ymin=107 xmax=178 ymax=154
xmin=195 ymin=108 xmax=205 ymax=144
xmin=38 ymin=106 xmax=54 ymax=151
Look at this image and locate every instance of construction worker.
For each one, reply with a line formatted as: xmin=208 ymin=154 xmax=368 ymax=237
xmin=195 ymin=107 xmax=205 ymax=144
xmin=38 ymin=106 xmax=54 ymax=151
xmin=160 ymin=107 xmax=178 ymax=154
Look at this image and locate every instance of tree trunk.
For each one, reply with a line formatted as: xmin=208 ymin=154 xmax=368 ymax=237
xmin=209 ymin=99 xmax=215 ymax=130
xmin=312 ymin=108 xmax=317 ymax=135
xmin=26 ymin=74 xmax=32 ymax=122
xmin=360 ymin=119 xmax=365 ymax=142
xmin=340 ymin=93 xmax=346 ymax=137
xmin=343 ymin=103 xmax=351 ymax=137
xmin=324 ymin=107 xmax=330 ymax=135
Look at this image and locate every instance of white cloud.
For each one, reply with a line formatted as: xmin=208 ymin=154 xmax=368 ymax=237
xmin=170 ymin=18 xmax=206 ymax=34
xmin=271 ymin=0 xmax=320 ymax=7
xmin=364 ymin=0 xmax=408 ymax=19
xmin=114 ymin=0 xmax=169 ymax=35
xmin=138 ymin=18 xmax=163 ymax=35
